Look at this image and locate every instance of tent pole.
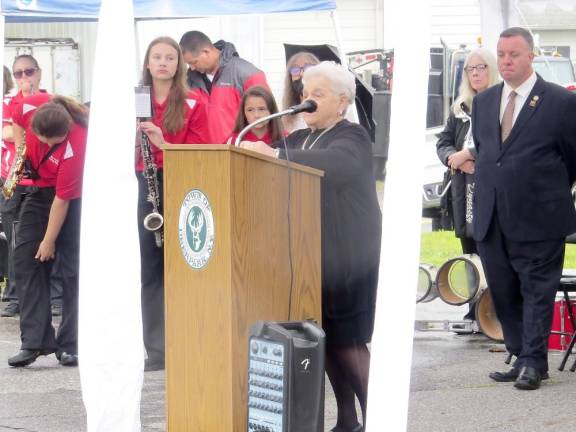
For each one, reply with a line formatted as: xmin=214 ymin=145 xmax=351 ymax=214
xmin=0 ymin=15 xmax=5 ymax=99
xmin=134 ymin=20 xmax=141 ymax=80
xmin=330 ymin=10 xmax=346 ymax=63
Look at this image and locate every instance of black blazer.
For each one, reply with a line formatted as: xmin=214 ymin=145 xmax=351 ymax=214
xmin=471 ymin=75 xmax=576 ymax=242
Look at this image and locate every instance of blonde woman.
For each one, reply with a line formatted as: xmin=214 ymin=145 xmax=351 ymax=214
xmin=436 ymin=48 xmax=500 ymax=320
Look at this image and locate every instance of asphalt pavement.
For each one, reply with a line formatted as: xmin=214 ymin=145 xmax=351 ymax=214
xmin=1 ymin=296 xmax=576 ymax=431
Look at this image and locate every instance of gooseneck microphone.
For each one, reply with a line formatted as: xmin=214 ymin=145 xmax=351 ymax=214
xmin=234 ymin=100 xmax=318 ymax=146
xmin=286 ymin=99 xmax=318 ymax=114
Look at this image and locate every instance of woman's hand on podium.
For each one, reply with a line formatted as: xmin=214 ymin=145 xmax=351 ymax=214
xmin=239 ymin=140 xmax=277 ymax=158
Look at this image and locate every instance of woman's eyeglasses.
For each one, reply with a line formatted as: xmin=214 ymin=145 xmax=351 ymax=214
xmin=13 ymin=68 xmax=38 ymax=79
xmin=464 ymin=64 xmax=488 ymax=73
xmin=289 ymin=64 xmax=314 ymax=77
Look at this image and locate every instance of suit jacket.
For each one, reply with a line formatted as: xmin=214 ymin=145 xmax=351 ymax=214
xmin=472 ymin=75 xmax=576 ymax=242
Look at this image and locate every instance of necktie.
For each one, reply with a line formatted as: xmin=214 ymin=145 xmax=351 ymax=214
xmin=501 ymin=90 xmax=517 ymax=142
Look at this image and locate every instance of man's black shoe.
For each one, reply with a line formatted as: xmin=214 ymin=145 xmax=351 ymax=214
xmin=59 ymin=352 xmax=78 ymax=367
xmin=1 ymin=302 xmax=19 ymax=317
xmin=144 ymin=359 xmax=165 ymax=372
xmin=490 ymin=367 xmax=549 ymax=383
xmin=8 ymin=349 xmax=54 ymax=367
xmin=51 ymin=303 xmax=62 ymax=317
xmin=514 ymin=366 xmax=545 ymax=390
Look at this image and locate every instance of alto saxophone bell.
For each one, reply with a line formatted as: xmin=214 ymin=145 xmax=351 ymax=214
xmin=143 ymin=212 xmax=164 ymax=232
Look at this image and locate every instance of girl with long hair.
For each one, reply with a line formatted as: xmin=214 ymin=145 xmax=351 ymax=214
xmin=136 ymin=36 xmax=208 ymax=371
xmin=227 ymin=86 xmax=284 ymax=145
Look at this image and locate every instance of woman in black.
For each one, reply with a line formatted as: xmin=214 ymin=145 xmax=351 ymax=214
xmin=436 ymin=48 xmax=499 ymax=321
xmin=241 ymin=61 xmax=381 ymax=432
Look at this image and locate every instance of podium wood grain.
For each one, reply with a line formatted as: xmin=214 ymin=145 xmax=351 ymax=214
xmin=163 ymin=145 xmax=322 ymax=431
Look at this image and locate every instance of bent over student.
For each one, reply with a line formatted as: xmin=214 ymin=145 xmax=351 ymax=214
xmin=137 ymin=36 xmax=208 ymax=371
xmin=7 ymin=95 xmax=88 ymax=368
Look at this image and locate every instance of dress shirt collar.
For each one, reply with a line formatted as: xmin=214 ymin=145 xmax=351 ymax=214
xmin=502 ymin=70 xmax=537 ymax=100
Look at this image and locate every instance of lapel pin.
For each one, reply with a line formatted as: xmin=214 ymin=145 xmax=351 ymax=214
xmin=529 ymin=95 xmax=539 ymax=107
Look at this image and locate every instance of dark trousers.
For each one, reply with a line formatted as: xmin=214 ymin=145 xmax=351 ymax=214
xmin=137 ymin=171 xmax=164 ymax=363
xmin=14 ymin=188 xmax=81 ymax=355
xmin=460 ymin=237 xmax=478 ymax=320
xmin=477 ymin=215 xmax=564 ymax=373
xmin=1 ymin=184 xmax=64 ymax=306
xmin=1 ymin=185 xmax=26 ymax=304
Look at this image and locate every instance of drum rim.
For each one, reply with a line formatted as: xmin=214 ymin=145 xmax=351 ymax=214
xmin=436 ymin=256 xmax=481 ymax=305
xmin=475 ymin=289 xmax=504 ymax=341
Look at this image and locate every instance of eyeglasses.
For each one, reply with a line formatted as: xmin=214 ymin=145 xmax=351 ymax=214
xmin=464 ymin=64 xmax=488 ymax=73
xmin=289 ymin=64 xmax=314 ymax=77
xmin=13 ymin=68 xmax=38 ymax=79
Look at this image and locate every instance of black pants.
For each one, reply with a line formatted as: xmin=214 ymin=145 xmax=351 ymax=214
xmin=14 ymin=188 xmax=81 ymax=355
xmin=460 ymin=237 xmax=478 ymax=320
xmin=1 ymin=184 xmax=64 ymax=306
xmin=477 ymin=215 xmax=564 ymax=373
xmin=0 ymin=184 xmax=26 ymax=304
xmin=137 ymin=171 xmax=164 ymax=363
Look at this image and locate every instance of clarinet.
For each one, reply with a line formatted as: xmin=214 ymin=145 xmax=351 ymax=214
xmin=140 ymin=128 xmax=164 ymax=248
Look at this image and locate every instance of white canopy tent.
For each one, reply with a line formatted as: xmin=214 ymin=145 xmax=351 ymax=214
xmin=0 ymin=0 xmax=534 ymax=430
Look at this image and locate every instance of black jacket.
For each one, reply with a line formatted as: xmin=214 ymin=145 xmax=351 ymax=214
xmin=277 ymin=120 xmax=382 ymax=319
xmin=436 ymin=108 xmax=474 ymax=238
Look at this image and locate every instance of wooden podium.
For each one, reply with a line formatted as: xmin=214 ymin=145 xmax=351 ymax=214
xmin=162 ymin=145 xmax=323 ymax=431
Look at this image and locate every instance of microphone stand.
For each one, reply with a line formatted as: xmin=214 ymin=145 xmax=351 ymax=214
xmin=234 ymin=109 xmax=294 ymax=147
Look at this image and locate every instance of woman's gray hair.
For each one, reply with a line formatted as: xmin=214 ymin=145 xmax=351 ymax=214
xmin=303 ymin=61 xmax=356 ymax=107
xmin=453 ymin=47 xmax=500 ymax=115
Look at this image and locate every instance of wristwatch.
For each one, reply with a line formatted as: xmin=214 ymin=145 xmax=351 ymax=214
xmin=273 ymin=148 xmax=280 ymax=158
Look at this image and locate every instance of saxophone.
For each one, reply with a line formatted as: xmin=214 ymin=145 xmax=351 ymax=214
xmin=140 ymin=129 xmax=164 ymax=248
xmin=2 ymin=140 xmax=26 ymax=199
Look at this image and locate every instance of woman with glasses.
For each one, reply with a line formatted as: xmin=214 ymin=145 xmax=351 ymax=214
xmin=0 ymin=55 xmax=47 ymax=318
xmin=137 ymin=36 xmax=208 ymax=372
xmin=436 ymin=48 xmax=500 ymax=321
xmin=282 ymin=51 xmax=320 ymax=133
xmin=227 ymin=86 xmax=284 ymax=145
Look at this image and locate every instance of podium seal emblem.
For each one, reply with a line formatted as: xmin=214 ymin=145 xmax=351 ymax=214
xmin=178 ymin=189 xmax=215 ymax=269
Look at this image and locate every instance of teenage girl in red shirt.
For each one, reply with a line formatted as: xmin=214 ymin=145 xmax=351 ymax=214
xmin=7 ymin=96 xmax=88 ymax=368
xmin=137 ymin=36 xmax=209 ymax=371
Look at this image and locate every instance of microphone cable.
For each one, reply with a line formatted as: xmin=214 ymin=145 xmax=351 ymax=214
xmin=280 ymin=134 xmax=295 ymax=320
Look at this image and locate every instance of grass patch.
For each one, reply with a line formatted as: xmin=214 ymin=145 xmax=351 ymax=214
xmin=420 ymin=230 xmax=576 ymax=268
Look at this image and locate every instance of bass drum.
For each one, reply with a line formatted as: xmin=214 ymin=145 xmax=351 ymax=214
xmin=474 ymin=289 xmax=503 ymax=342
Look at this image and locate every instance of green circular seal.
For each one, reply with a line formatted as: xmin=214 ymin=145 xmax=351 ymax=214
xmin=178 ymin=189 xmax=215 ymax=269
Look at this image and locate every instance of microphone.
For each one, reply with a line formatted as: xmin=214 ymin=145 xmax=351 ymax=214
xmin=287 ymin=99 xmax=317 ymax=114
xmin=234 ymin=100 xmax=317 ymax=146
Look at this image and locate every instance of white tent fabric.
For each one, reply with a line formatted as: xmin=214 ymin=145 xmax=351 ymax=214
xmin=479 ymin=0 xmax=521 ymax=55
xmin=366 ymin=1 xmax=430 ymax=430
xmin=78 ymin=0 xmax=144 ymax=431
xmin=0 ymin=0 xmax=336 ymax=21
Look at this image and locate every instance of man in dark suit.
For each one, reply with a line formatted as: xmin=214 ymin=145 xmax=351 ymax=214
xmin=472 ymin=27 xmax=576 ymax=390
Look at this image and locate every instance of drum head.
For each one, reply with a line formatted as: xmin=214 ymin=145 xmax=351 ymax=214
xmin=437 ymin=257 xmax=480 ymax=305
xmin=475 ymin=289 xmax=504 ymax=341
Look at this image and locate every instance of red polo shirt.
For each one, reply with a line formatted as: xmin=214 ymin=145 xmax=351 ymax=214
xmin=135 ymin=89 xmax=209 ymax=172
xmin=26 ymin=123 xmax=87 ymax=200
